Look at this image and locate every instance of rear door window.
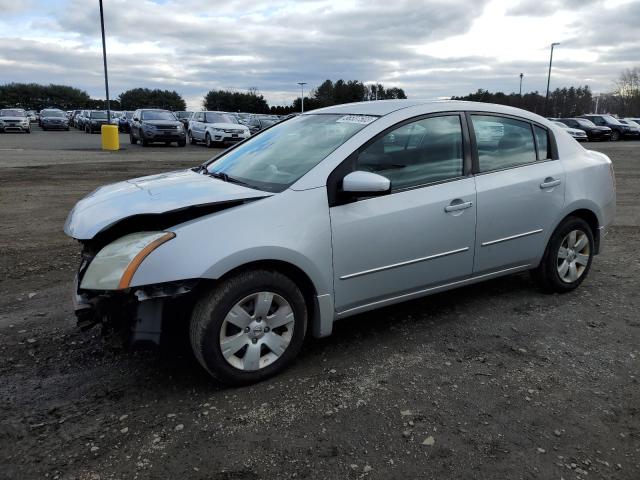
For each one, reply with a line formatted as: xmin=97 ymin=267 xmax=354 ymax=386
xmin=471 ymin=115 xmax=537 ymax=172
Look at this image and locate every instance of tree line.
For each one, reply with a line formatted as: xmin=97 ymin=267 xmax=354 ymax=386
xmin=0 ymin=80 xmax=406 ymax=114
xmin=452 ymin=86 xmax=594 ymax=118
xmin=3 ymin=67 xmax=639 ymax=117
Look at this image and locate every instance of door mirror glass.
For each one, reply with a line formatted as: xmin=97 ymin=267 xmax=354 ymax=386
xmin=342 ymin=171 xmax=391 ymax=195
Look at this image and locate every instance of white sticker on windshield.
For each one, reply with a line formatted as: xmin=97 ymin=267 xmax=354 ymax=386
xmin=336 ymin=115 xmax=377 ymax=125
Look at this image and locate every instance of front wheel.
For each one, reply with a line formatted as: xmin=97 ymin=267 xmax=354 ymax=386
xmin=129 ymin=132 xmax=137 ymax=144
xmin=531 ymin=216 xmax=594 ymax=293
xmin=610 ymin=130 xmax=620 ymax=141
xmin=177 ymin=139 xmax=186 ymax=147
xmin=188 ymin=131 xmax=196 ymax=144
xmin=190 ymin=270 xmax=308 ymax=385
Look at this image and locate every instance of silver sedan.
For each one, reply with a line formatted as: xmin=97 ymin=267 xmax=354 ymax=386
xmin=65 ymin=100 xmax=616 ymax=385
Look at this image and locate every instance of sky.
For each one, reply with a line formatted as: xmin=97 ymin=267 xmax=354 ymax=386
xmin=0 ymin=0 xmax=638 ymax=109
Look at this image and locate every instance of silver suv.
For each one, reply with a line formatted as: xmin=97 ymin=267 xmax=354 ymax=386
xmin=65 ymin=100 xmax=616 ymax=385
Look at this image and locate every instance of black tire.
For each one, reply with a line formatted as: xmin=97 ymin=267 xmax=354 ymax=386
xmin=164 ymin=141 xmax=171 ymax=146
xmin=205 ymin=132 xmax=214 ymax=148
xmin=190 ymin=270 xmax=308 ymax=385
xmin=531 ymin=216 xmax=595 ymax=293
xmin=26 ymin=129 xmax=31 ymax=134
xmin=188 ymin=131 xmax=196 ymax=144
xmin=611 ymin=130 xmax=620 ymax=141
xmin=66 ymin=127 xmax=70 ymax=131
xmin=177 ymin=139 xmax=186 ymax=147
xmin=141 ymin=132 xmax=149 ymax=147
xmin=129 ymin=132 xmax=137 ymax=145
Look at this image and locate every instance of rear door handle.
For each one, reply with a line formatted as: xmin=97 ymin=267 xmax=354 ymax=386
xmin=445 ymin=200 xmax=473 ymax=213
xmin=540 ymin=177 xmax=561 ymax=189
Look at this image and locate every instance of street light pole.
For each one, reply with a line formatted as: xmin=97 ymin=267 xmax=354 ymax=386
xmin=99 ymin=0 xmax=110 ymax=121
xmin=545 ymin=42 xmax=560 ymax=116
xmin=297 ymin=82 xmax=307 ymax=113
xmin=519 ymin=73 xmax=524 ymax=96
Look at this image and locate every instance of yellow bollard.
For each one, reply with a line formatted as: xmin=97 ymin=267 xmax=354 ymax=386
xmin=101 ymin=124 xmax=119 ymax=151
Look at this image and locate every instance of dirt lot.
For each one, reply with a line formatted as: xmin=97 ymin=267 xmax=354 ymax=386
xmin=0 ymin=127 xmax=638 ymax=480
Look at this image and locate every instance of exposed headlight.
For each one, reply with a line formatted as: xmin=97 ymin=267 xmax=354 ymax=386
xmin=176 ymin=124 xmax=183 ymax=130
xmin=80 ymin=232 xmax=175 ymax=290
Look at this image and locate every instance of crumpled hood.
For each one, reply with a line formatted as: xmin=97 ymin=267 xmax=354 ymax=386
xmin=64 ymin=169 xmax=271 ymax=240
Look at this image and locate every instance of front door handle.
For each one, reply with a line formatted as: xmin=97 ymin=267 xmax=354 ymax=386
xmin=540 ymin=177 xmax=561 ymax=189
xmin=445 ymin=200 xmax=473 ymax=213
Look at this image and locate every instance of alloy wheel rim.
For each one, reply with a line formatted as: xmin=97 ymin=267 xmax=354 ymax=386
xmin=557 ymin=229 xmax=590 ymax=283
xmin=219 ymin=291 xmax=295 ymax=371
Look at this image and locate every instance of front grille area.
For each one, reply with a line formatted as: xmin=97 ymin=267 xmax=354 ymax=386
xmin=223 ymin=129 xmax=244 ymax=134
xmin=157 ymin=124 xmax=177 ymax=130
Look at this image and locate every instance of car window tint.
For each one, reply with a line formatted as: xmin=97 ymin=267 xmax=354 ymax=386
xmin=533 ymin=125 xmax=550 ymax=160
xmin=472 ymin=115 xmax=536 ymax=172
xmin=355 ymin=115 xmax=464 ymax=191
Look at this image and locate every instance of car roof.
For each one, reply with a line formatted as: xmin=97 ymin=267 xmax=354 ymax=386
xmin=307 ymin=99 xmax=550 ymax=122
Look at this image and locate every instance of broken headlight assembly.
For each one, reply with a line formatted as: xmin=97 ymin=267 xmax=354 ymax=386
xmin=80 ymin=231 xmax=175 ymax=290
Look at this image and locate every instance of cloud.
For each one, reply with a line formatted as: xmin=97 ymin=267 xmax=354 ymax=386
xmin=0 ymin=0 xmax=638 ymax=107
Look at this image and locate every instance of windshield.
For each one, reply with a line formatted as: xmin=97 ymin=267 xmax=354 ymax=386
xmin=205 ymin=112 xmax=237 ymax=124
xmin=206 ymin=114 xmax=376 ymax=192
xmin=141 ymin=110 xmax=176 ymax=121
xmin=553 ymin=121 xmax=569 ymax=129
xmin=576 ymin=119 xmax=596 ymax=128
xmin=175 ymin=111 xmax=192 ymax=119
xmin=600 ymin=115 xmax=623 ymax=125
xmin=0 ymin=109 xmax=26 ymax=117
xmin=42 ymin=110 xmax=65 ymax=118
xmin=90 ymin=111 xmax=108 ymax=119
xmin=260 ymin=118 xmax=277 ymax=127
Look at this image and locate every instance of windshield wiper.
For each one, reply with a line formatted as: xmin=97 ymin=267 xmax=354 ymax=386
xmin=207 ymin=170 xmax=252 ymax=187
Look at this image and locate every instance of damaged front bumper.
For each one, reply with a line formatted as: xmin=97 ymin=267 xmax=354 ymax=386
xmin=73 ymin=271 xmax=198 ymax=346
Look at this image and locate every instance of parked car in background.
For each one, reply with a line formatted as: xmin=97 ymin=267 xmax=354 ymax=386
xmin=174 ymin=111 xmax=193 ymax=128
xmin=619 ymin=119 xmax=640 ymax=136
xmin=118 ymin=111 xmax=133 ymax=132
xmin=75 ymin=110 xmax=89 ymax=130
xmin=0 ymin=108 xmax=31 ymax=133
xmin=129 ymin=109 xmax=186 ymax=147
xmin=555 ymin=118 xmax=611 ymax=141
xmin=26 ymin=110 xmax=37 ymax=123
xmin=624 ymin=117 xmax=640 ymax=125
xmin=85 ymin=111 xmax=110 ymax=133
xmin=580 ymin=114 xmax=638 ymax=141
xmin=233 ymin=112 xmax=252 ymax=126
xmin=551 ymin=121 xmax=588 ymax=141
xmin=40 ymin=109 xmax=69 ymax=130
xmin=69 ymin=110 xmax=82 ymax=127
xmin=64 ymin=100 xmax=615 ymax=385
xmin=246 ymin=114 xmax=279 ymax=134
xmin=188 ymin=111 xmax=250 ymax=147
xmin=109 ymin=111 xmax=122 ymax=126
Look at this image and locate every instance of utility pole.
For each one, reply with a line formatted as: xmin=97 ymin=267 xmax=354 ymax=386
xmin=99 ymin=0 xmax=110 ymax=121
xmin=297 ymin=82 xmax=307 ymax=113
xmin=519 ymin=73 xmax=524 ymax=96
xmin=545 ymin=42 xmax=560 ymax=116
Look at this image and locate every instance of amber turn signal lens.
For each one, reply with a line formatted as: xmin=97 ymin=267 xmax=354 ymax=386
xmin=117 ymin=232 xmax=176 ymax=289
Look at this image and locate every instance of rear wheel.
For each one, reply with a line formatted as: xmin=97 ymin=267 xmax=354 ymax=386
xmin=190 ymin=270 xmax=307 ymax=385
xmin=531 ymin=216 xmax=594 ymax=293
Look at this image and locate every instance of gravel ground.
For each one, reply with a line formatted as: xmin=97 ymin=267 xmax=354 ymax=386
xmin=0 ymin=127 xmax=638 ymax=480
